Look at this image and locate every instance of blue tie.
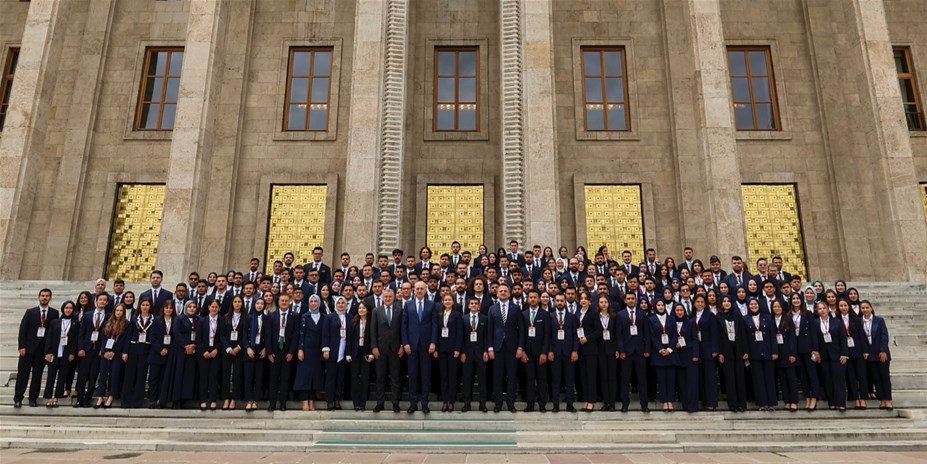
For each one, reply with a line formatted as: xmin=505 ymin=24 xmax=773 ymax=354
xmin=418 ymin=301 xmax=423 ymax=321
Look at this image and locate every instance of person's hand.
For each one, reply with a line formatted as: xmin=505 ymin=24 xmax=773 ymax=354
xmin=488 ymin=351 xmax=495 ymax=360
xmin=839 ymin=356 xmax=847 ymax=365
xmin=160 ymin=349 xmax=168 ymax=357
xmin=44 ymin=354 xmax=53 ymax=363
xmin=428 ymin=343 xmax=436 ymax=355
xmin=772 ymin=354 xmax=779 ymax=361
xmin=453 ymin=351 xmax=460 ymax=359
xmin=372 ymin=347 xmax=381 ymax=359
xmin=404 ymin=345 xmax=412 ymax=355
xmin=68 ymin=355 xmax=75 ymax=362
xmin=788 ymin=356 xmax=796 ymax=364
xmin=743 ymin=353 xmax=750 ymax=361
xmin=323 ymin=352 xmax=330 ymax=361
xmin=299 ymin=349 xmax=305 ymax=361
xmin=19 ymin=348 xmax=26 ymax=357
xmin=460 ymin=353 xmax=467 ymax=363
xmin=539 ymin=354 xmax=547 ymax=365
xmin=570 ymin=352 xmax=578 ymax=362
xmin=259 ymin=348 xmax=266 ymax=359
xmin=78 ymin=350 xmax=86 ymax=358
xmin=433 ymin=351 xmax=439 ymax=359
xmin=879 ymin=352 xmax=888 ymax=363
xmin=718 ymin=354 xmax=725 ymax=364
xmin=482 ymin=352 xmax=489 ymax=363
xmin=548 ymin=352 xmax=555 ymax=363
xmin=268 ymin=354 xmax=276 ymax=363
xmin=286 ymin=354 xmax=293 ymax=362
xmin=644 ymin=352 xmax=650 ymax=358
xmin=122 ymin=354 xmax=128 ymax=362
xmin=619 ymin=352 xmax=626 ymax=360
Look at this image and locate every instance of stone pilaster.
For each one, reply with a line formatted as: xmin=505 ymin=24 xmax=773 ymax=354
xmin=155 ymin=0 xmax=228 ymax=283
xmin=661 ymin=0 xmax=747 ymax=263
xmin=499 ymin=0 xmax=526 ymax=244
xmin=375 ymin=0 xmax=408 ymax=256
xmin=0 ymin=0 xmax=68 ymax=280
xmin=40 ymin=0 xmax=116 ymax=279
xmin=342 ymin=0 xmax=386 ymax=258
xmin=523 ymin=0 xmax=560 ymax=247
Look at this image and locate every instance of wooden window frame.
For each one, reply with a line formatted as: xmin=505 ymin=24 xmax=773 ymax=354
xmin=0 ymin=48 xmax=20 ymax=132
xmin=134 ymin=47 xmax=184 ymax=131
xmin=727 ymin=46 xmax=781 ymax=131
xmin=580 ymin=47 xmax=630 ymax=132
xmin=895 ymin=46 xmax=926 ymax=131
xmin=283 ymin=47 xmax=334 ymax=132
xmin=433 ymin=47 xmax=480 ymax=132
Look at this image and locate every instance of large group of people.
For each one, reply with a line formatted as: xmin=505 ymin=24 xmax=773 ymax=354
xmin=14 ymin=241 xmax=894 ymax=415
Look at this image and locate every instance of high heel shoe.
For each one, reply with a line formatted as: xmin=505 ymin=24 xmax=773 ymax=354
xmin=222 ymin=400 xmax=230 ymax=410
xmin=94 ymin=399 xmax=103 ymax=409
xmin=229 ymin=400 xmax=236 ymax=410
xmin=200 ymin=403 xmax=207 ymax=411
xmin=104 ymin=396 xmax=113 ymax=408
xmin=210 ymin=402 xmax=217 ymax=411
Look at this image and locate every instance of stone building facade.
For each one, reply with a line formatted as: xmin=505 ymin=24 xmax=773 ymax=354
xmin=1 ymin=0 xmax=926 ymax=284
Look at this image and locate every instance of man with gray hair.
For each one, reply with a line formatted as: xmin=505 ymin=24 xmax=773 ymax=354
xmin=370 ymin=288 xmax=404 ymax=412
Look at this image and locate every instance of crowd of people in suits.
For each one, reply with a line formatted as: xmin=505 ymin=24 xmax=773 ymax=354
xmin=14 ymin=241 xmax=894 ymax=414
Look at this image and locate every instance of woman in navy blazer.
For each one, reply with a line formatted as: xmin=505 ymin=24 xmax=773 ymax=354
xmin=576 ymin=292 xmax=601 ymax=412
xmin=814 ymin=301 xmax=848 ymax=411
xmin=788 ymin=293 xmax=820 ymax=411
xmin=672 ymin=303 xmax=699 ymax=413
xmin=196 ymin=300 xmax=223 ymax=410
xmin=649 ymin=300 xmax=677 ymax=412
xmin=42 ymin=301 xmax=78 ymax=407
xmin=295 ymin=295 xmax=325 ymax=411
xmin=717 ymin=296 xmax=748 ymax=412
xmin=95 ymin=304 xmax=128 ymax=409
xmin=121 ymin=299 xmax=155 ymax=408
xmin=322 ymin=296 xmax=352 ymax=410
xmin=147 ymin=300 xmax=174 ymax=409
xmin=860 ymin=300 xmax=892 ymax=410
xmin=220 ymin=295 xmax=248 ymax=410
xmin=348 ymin=302 xmax=375 ymax=411
xmin=771 ymin=300 xmax=798 ymax=411
xmin=434 ymin=294 xmax=463 ymax=412
xmin=595 ymin=295 xmax=619 ymax=412
xmin=692 ymin=295 xmax=719 ymax=411
xmin=838 ymin=299 xmax=868 ymax=409
xmin=243 ymin=298 xmax=268 ymax=412
xmin=163 ymin=301 xmax=198 ymax=409
xmin=744 ymin=298 xmax=778 ymax=411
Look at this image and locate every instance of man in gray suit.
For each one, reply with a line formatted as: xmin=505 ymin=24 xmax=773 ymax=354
xmin=370 ymin=289 xmax=404 ymax=412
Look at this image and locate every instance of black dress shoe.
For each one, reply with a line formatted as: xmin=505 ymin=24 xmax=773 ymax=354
xmin=441 ymin=403 xmax=448 ymax=412
xmin=422 ymin=405 xmax=430 ymax=414
xmin=393 ymin=404 xmax=401 ymax=413
xmin=620 ymin=406 xmax=629 ymax=413
xmin=335 ymin=401 xmax=342 ymax=410
xmin=373 ymin=403 xmax=384 ymax=413
xmin=566 ymin=404 xmax=576 ymax=413
xmin=524 ymin=405 xmax=535 ymax=413
xmin=279 ymin=404 xmax=287 ymax=412
xmin=73 ymin=400 xmax=84 ymax=408
xmin=493 ymin=405 xmax=502 ymax=413
xmin=552 ymin=404 xmax=560 ymax=413
xmin=267 ymin=404 xmax=276 ymax=412
xmin=641 ymin=407 xmax=650 ymax=414
xmin=327 ymin=403 xmax=335 ymax=410
xmin=28 ymin=400 xmax=37 ymax=407
xmin=13 ymin=400 xmax=22 ymax=408
xmin=539 ymin=405 xmax=547 ymax=413
xmin=462 ymin=403 xmax=471 ymax=412
xmin=479 ymin=404 xmax=488 ymax=413
xmin=407 ymin=404 xmax=417 ymax=414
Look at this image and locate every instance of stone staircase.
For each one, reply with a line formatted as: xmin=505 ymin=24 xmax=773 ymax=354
xmin=1 ymin=280 xmax=925 ymax=453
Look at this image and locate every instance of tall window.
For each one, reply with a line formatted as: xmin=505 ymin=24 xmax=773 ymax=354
xmin=136 ymin=48 xmax=184 ymax=130
xmin=581 ymin=47 xmax=629 ymax=131
xmin=895 ymin=47 xmax=925 ymax=131
xmin=435 ymin=48 xmax=478 ymax=131
xmin=727 ymin=47 xmax=780 ymax=130
xmin=0 ymin=48 xmax=20 ymax=132
xmin=284 ymin=47 xmax=332 ymax=131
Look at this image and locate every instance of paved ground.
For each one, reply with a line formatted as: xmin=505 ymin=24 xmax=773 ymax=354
xmin=1 ymin=450 xmax=926 ymax=464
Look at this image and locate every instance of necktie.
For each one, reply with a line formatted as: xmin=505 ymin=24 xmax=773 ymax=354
xmin=471 ymin=314 xmax=477 ymax=328
xmin=459 ymin=295 xmax=464 ymax=307
xmin=630 ymin=310 xmax=635 ymax=325
xmin=737 ymin=274 xmax=742 ymax=284
xmin=376 ymin=296 xmax=381 ymax=308
xmin=282 ymin=312 xmax=287 ymax=330
xmin=40 ymin=309 xmax=46 ymax=326
xmin=387 ymin=306 xmax=392 ymax=326
xmin=502 ymin=303 xmax=508 ymax=325
xmin=245 ymin=300 xmax=251 ymax=312
xmin=531 ymin=309 xmax=536 ymax=324
xmin=418 ymin=301 xmax=423 ymax=321
xmin=115 ymin=295 xmax=121 ymax=306
xmin=154 ymin=289 xmax=159 ymax=301
xmin=95 ymin=312 xmax=102 ymax=330
xmin=558 ymin=311 xmax=563 ymax=325
xmin=199 ymin=296 xmax=204 ymax=310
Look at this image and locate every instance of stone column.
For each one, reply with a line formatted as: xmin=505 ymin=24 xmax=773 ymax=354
xmin=499 ymin=0 xmax=527 ymax=244
xmin=40 ymin=0 xmax=116 ymax=278
xmin=0 ymin=0 xmax=68 ymax=280
xmin=342 ymin=0 xmax=387 ymax=257
xmin=523 ymin=0 xmax=560 ymax=248
xmin=375 ymin=0 xmax=408 ymax=256
xmin=803 ymin=0 xmax=927 ymax=281
xmin=155 ymin=0 xmax=228 ymax=282
xmin=661 ymin=0 xmax=747 ymax=262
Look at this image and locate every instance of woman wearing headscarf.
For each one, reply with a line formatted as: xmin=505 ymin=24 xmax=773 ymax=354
xmin=322 ymin=296 xmax=352 ymax=410
xmin=43 ymin=301 xmax=78 ymax=407
xmin=673 ymin=303 xmax=699 ymax=413
xmin=744 ymin=297 xmax=777 ymax=411
xmin=802 ymin=285 xmax=818 ymax=313
xmin=295 ymin=294 xmax=325 ymax=411
xmin=163 ymin=301 xmax=199 ymax=409
xmin=649 ymin=300 xmax=677 ymax=412
xmin=243 ymin=298 xmax=268 ymax=412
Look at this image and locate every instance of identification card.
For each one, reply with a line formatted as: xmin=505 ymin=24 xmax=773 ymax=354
xmin=37 ymin=327 xmax=45 ymax=337
xmin=698 ymin=331 xmax=703 ymax=342
xmin=91 ymin=331 xmax=99 ymax=342
xmin=339 ymin=328 xmax=346 ymax=339
xmin=254 ymin=334 xmax=261 ymax=345
xmin=359 ymin=337 xmax=365 ymax=347
xmin=528 ymin=327 xmax=536 ymax=338
xmin=442 ymin=327 xmax=449 ymax=338
xmin=577 ymin=328 xmax=585 ymax=339
xmin=776 ymin=334 xmax=784 ymax=345
xmin=209 ymin=336 xmax=215 ymax=347
xmin=754 ymin=331 xmax=763 ymax=342
xmin=279 ymin=328 xmax=286 ymax=338
xmin=190 ymin=332 xmax=195 ymax=342
xmin=557 ymin=329 xmax=565 ymax=340
xmin=603 ymin=330 xmax=611 ymax=341
xmin=105 ymin=338 xmax=115 ymax=350
xmin=795 ymin=327 xmax=800 ymax=337
xmin=470 ymin=332 xmax=478 ymax=342
xmin=230 ymin=330 xmax=238 ymax=342
xmin=847 ymin=337 xmax=855 ymax=348
xmin=138 ymin=333 xmax=147 ymax=344
xmin=823 ymin=333 xmax=832 ymax=344
xmin=163 ymin=335 xmax=172 ymax=345
xmin=629 ymin=325 xmax=638 ymax=336
xmin=728 ymin=331 xmax=736 ymax=342
xmin=61 ymin=336 xmax=68 ymax=346
xmin=867 ymin=336 xmax=872 ymax=345
xmin=661 ymin=333 xmax=669 ymax=345
xmin=678 ymin=336 xmax=686 ymax=347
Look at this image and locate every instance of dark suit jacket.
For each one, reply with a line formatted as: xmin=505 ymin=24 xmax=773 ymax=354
xmin=195 ymin=316 xmax=224 ymax=353
xmin=401 ymin=298 xmax=437 ymax=350
xmin=370 ymin=302 xmax=403 ymax=354
xmin=616 ymin=308 xmax=650 ymax=356
xmin=521 ymin=265 xmax=542 ymax=283
xmin=864 ymin=316 xmax=891 ymax=361
xmin=78 ymin=310 xmax=109 ymax=353
xmin=19 ymin=306 xmax=59 ymax=353
xmin=791 ymin=310 xmax=819 ymax=354
xmin=693 ymin=310 xmax=720 ymax=357
xmin=461 ymin=312 xmax=489 ymax=358
xmin=321 ymin=312 xmax=352 ymax=360
xmin=267 ymin=310 xmax=300 ymax=358
xmin=724 ymin=272 xmax=752 ymax=290
xmin=139 ymin=288 xmax=173 ymax=315
xmin=487 ymin=301 xmax=521 ymax=353
xmin=518 ymin=307 xmax=551 ymax=356
xmin=744 ymin=313 xmax=778 ymax=360
xmin=576 ymin=310 xmax=601 ymax=356
xmin=203 ymin=291 xmax=232 ymax=316
xmin=43 ymin=317 xmax=77 ymax=359
xmin=435 ymin=310 xmax=464 ymax=353
xmin=549 ymin=309 xmax=579 ymax=357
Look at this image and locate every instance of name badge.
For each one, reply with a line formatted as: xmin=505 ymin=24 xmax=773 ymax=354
xmin=603 ymin=330 xmax=611 ymax=341
xmin=91 ymin=332 xmax=99 ymax=342
xmin=254 ymin=334 xmax=261 ymax=345
xmin=528 ymin=327 xmax=536 ymax=338
xmin=37 ymin=327 xmax=46 ymax=337
xmin=230 ymin=330 xmax=238 ymax=342
xmin=442 ymin=327 xmax=449 ymax=338
xmin=823 ymin=333 xmax=832 ymax=344
xmin=209 ymin=337 xmax=215 ymax=347
xmin=795 ymin=327 xmax=800 ymax=337
xmin=557 ymin=329 xmax=565 ymax=340
xmin=754 ymin=331 xmax=763 ymax=342
xmin=138 ymin=334 xmax=147 ymax=344
xmin=359 ymin=337 xmax=365 ymax=347
xmin=660 ymin=333 xmax=668 ymax=345
xmin=105 ymin=338 xmax=115 ymax=350
xmin=678 ymin=336 xmax=687 ymax=347
xmin=339 ymin=328 xmax=346 ymax=339
xmin=190 ymin=332 xmax=195 ymax=342
xmin=776 ymin=334 xmax=784 ymax=345
xmin=577 ymin=328 xmax=585 ymax=339
xmin=279 ymin=327 xmax=286 ymax=338
xmin=61 ymin=336 xmax=68 ymax=346
xmin=470 ymin=332 xmax=478 ymax=342
xmin=847 ymin=337 xmax=855 ymax=348
xmin=163 ymin=335 xmax=172 ymax=345
xmin=867 ymin=336 xmax=872 ymax=345
xmin=629 ymin=325 xmax=638 ymax=336
xmin=697 ymin=331 xmax=702 ymax=342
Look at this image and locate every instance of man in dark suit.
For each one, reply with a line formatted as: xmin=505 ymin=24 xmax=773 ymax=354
xmin=370 ymin=289 xmax=403 ymax=413
xmin=488 ymin=284 xmax=523 ymax=413
xmin=548 ymin=293 xmax=579 ymax=412
xmin=678 ymin=247 xmax=696 ymax=273
xmin=307 ymin=246 xmax=332 ymax=285
xmin=519 ymin=290 xmax=550 ymax=412
xmin=363 ymin=281 xmax=386 ymax=314
xmin=724 ymin=255 xmax=752 ymax=290
xmin=759 ymin=280 xmax=783 ymax=315
xmin=619 ymin=250 xmax=639 ymax=279
xmin=402 ymin=281 xmax=437 ymax=413
xmin=557 ymin=258 xmax=585 ymax=289
xmin=642 ymin=248 xmax=661 ymax=277
xmin=203 ymin=275 xmax=232 ymax=316
xmin=76 ymin=292 xmax=110 ymax=407
xmin=617 ymin=292 xmax=651 ymax=413
xmin=292 ymin=265 xmax=313 ymax=297
xmin=771 ymin=256 xmax=792 ymax=283
xmin=244 ymin=258 xmax=262 ymax=283
xmin=507 ymin=240 xmax=526 ymax=267
xmin=107 ymin=279 xmax=126 ymax=312
xmin=14 ymin=288 xmax=58 ymax=407
xmin=171 ymin=283 xmax=190 ymax=313
xmin=413 ymin=246 xmax=434 ymax=277
xmin=266 ymin=294 xmax=298 ymax=411
xmin=521 ymin=251 xmax=542 ymax=284
xmin=460 ymin=298 xmax=489 ymax=412
xmin=139 ymin=270 xmax=173 ymax=316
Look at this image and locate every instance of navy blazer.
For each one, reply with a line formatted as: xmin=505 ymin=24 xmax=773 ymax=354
xmin=616 ymin=308 xmax=650 ymax=356
xmin=744 ymin=313 xmax=778 ymax=360
xmin=717 ymin=313 xmax=749 ymax=361
xmin=78 ymin=310 xmax=110 ymax=353
xmin=267 ymin=310 xmax=300 ymax=358
xmin=790 ymin=310 xmax=819 ymax=355
xmin=575 ymin=310 xmax=601 ymax=356
xmin=596 ymin=313 xmax=619 ymax=357
xmin=724 ymin=272 xmax=752 ymax=291
xmin=863 ymin=316 xmax=891 ymax=361
xmin=298 ymin=312 xmax=325 ymax=354
xmin=43 ymin=317 xmax=78 ymax=359
xmin=347 ymin=317 xmax=373 ymax=360
xmin=20 ymin=306 xmax=59 ymax=354
xmin=401 ymin=298 xmax=437 ymax=350
xmin=758 ymin=296 xmax=783 ymax=316
xmin=221 ymin=313 xmax=249 ymax=352
xmin=100 ymin=328 xmax=128 ymax=356
xmin=461 ymin=312 xmax=489 ymax=358
xmin=549 ymin=309 xmax=580 ymax=357
xmin=518 ymin=307 xmax=551 ymax=356
xmin=124 ymin=315 xmax=155 ymax=356
xmin=435 ymin=310 xmax=464 ymax=354
xmin=674 ymin=320 xmax=700 ymax=367
xmin=139 ymin=288 xmax=173 ymax=315
xmin=245 ymin=311 xmax=267 ymax=352
xmin=839 ymin=315 xmax=866 ymax=359
xmin=649 ymin=314 xmax=678 ymax=367
xmin=693 ymin=310 xmax=720 ymax=358
xmin=773 ymin=315 xmax=797 ymax=367
xmin=321 ymin=312 xmax=352 ymax=361
xmin=147 ymin=317 xmax=172 ymax=365
xmin=487 ymin=300 xmax=522 ymax=354
xmin=195 ymin=316 xmax=224 ymax=354
xmin=815 ymin=317 xmax=848 ymax=361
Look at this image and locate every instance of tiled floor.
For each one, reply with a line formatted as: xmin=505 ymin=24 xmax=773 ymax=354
xmin=1 ymin=450 xmax=926 ymax=464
